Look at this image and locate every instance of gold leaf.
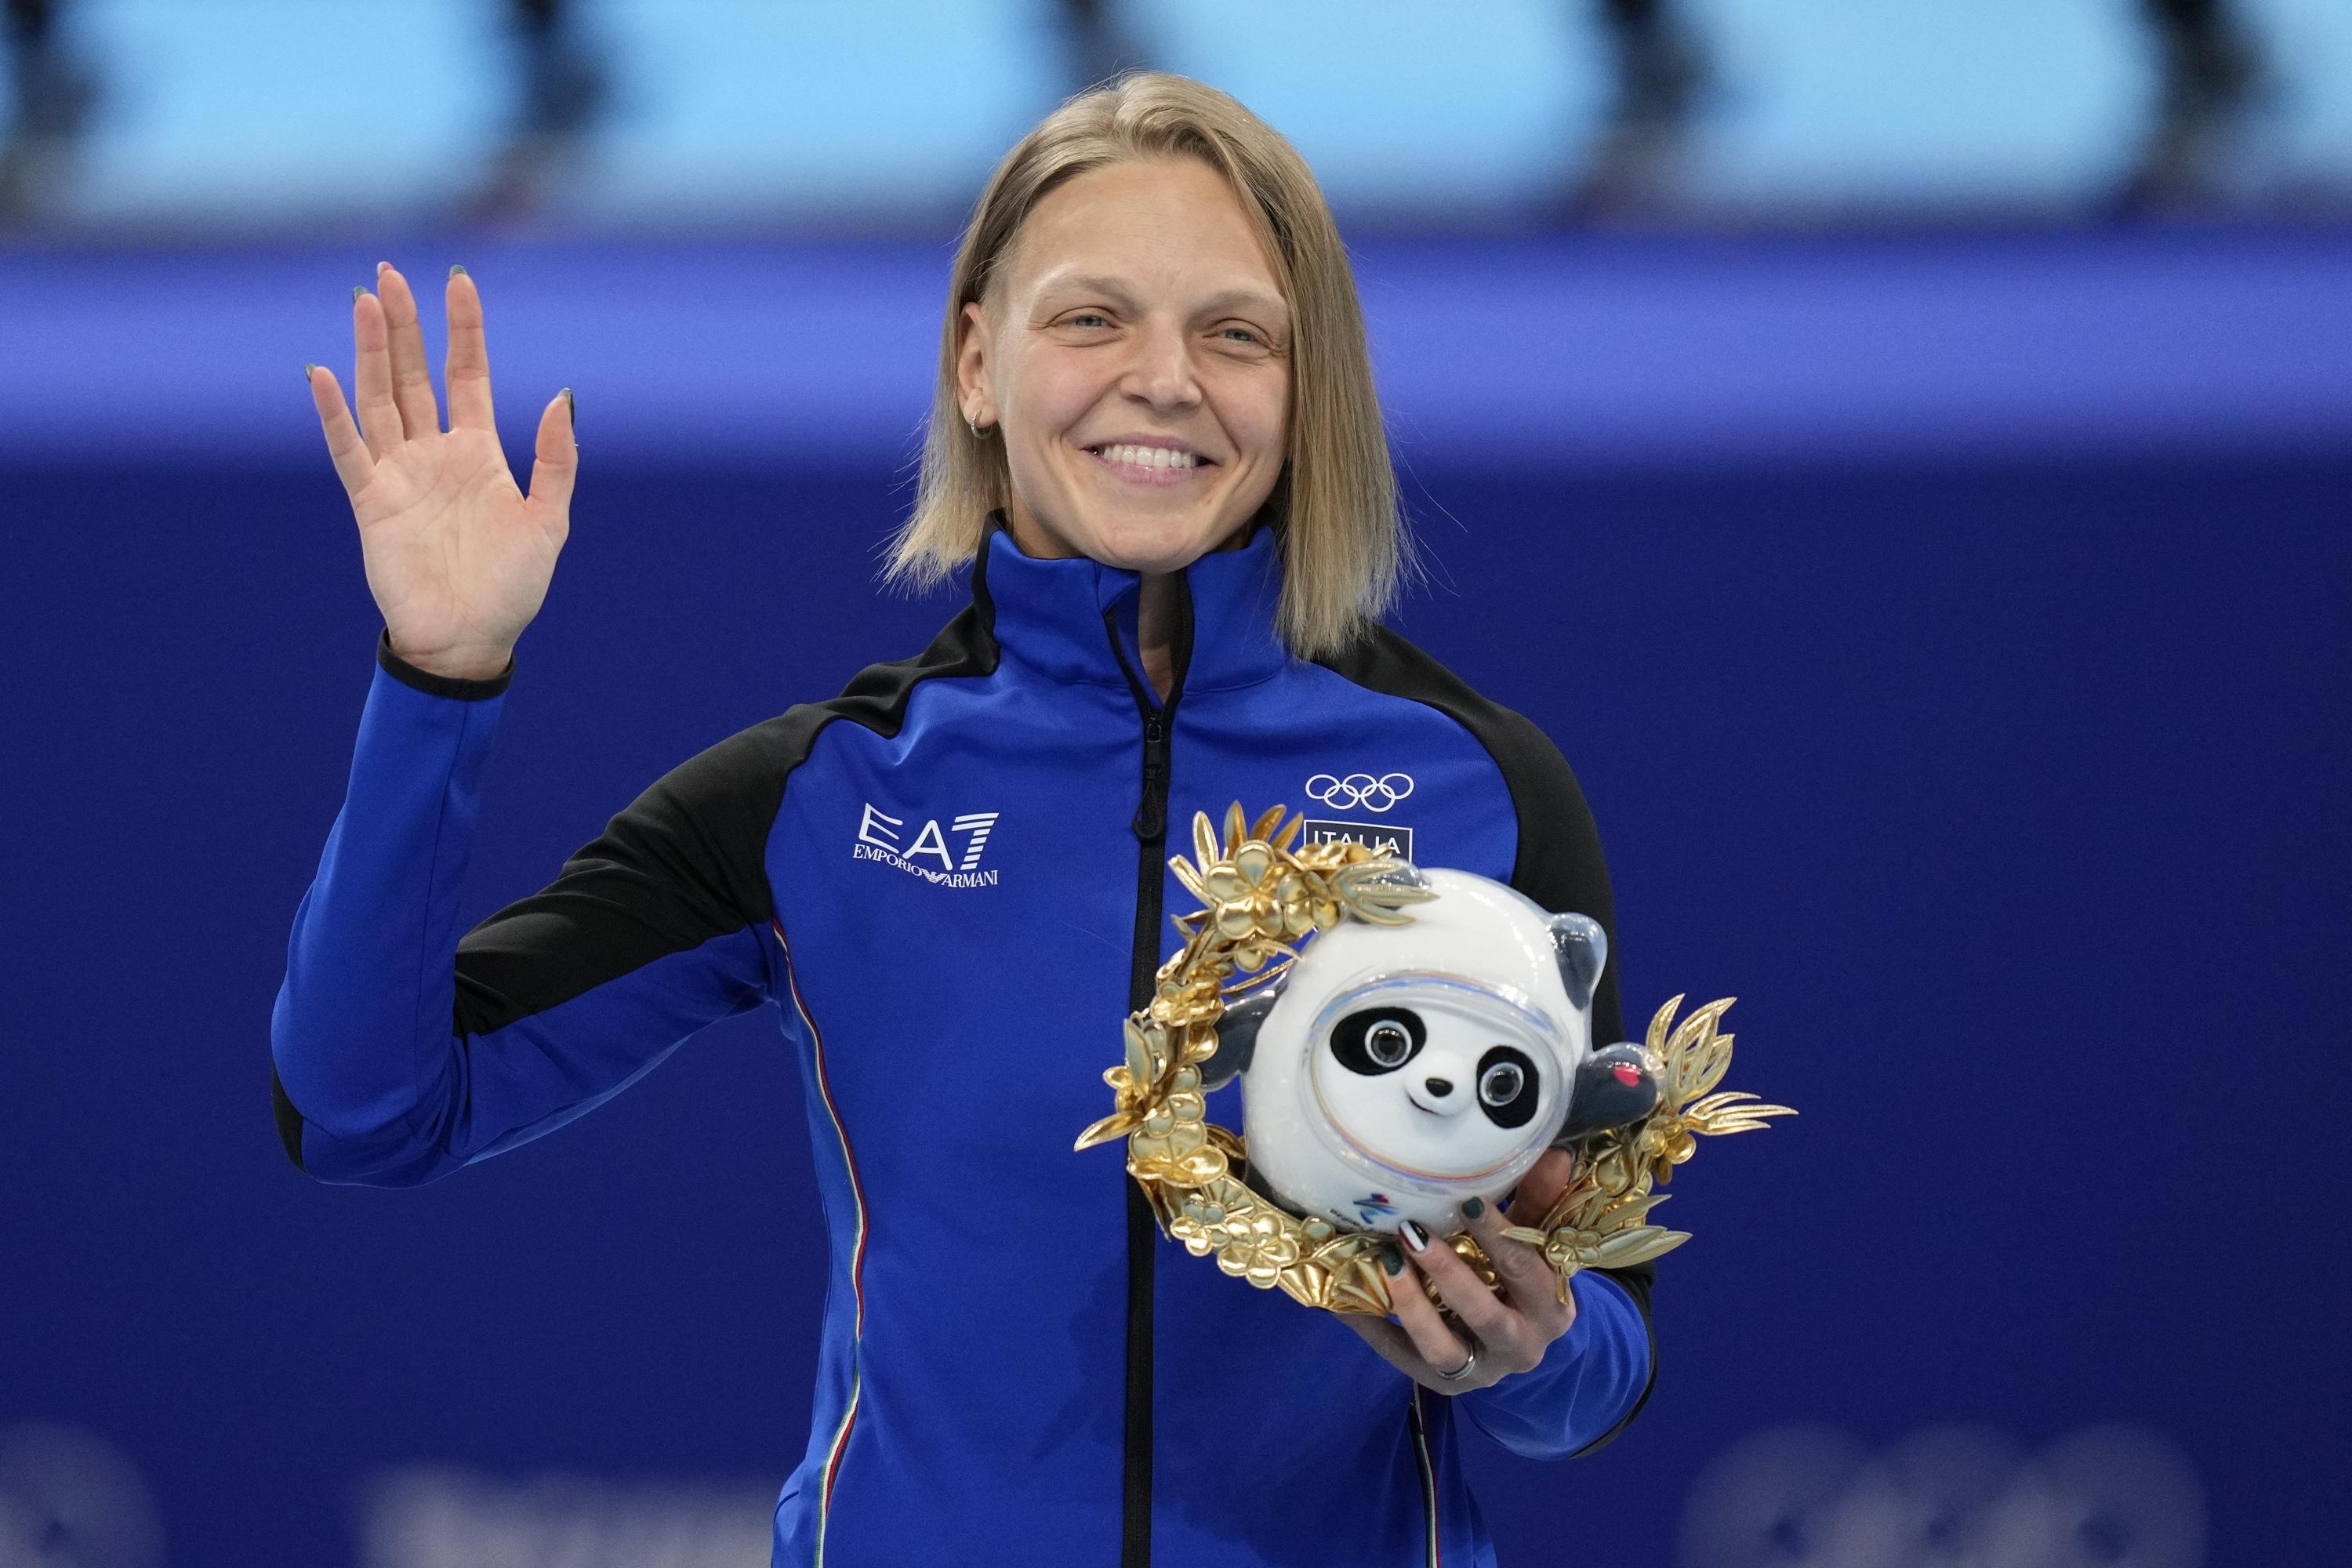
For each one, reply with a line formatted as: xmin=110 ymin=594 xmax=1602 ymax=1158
xmin=1270 ymin=812 xmax=1304 ymax=852
xmin=1646 ymin=995 xmax=1687 ymax=1054
xmin=1194 ymin=811 xmax=1220 ymax=873
xmin=1223 ymin=801 xmax=1248 ymax=851
xmin=1123 ymin=1019 xmax=1155 ymax=1088
xmin=1499 ymin=1225 xmax=1550 ymax=1247
xmin=1250 ymin=804 xmax=1289 ymax=844
xmin=1074 ymin=1112 xmax=1140 ymax=1150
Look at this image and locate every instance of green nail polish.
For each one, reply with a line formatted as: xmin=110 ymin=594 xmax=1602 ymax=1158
xmin=1461 ymin=1196 xmax=1484 ymax=1220
xmin=1381 ymin=1244 xmax=1403 ymax=1276
xmin=562 ymin=387 xmax=575 ymax=423
xmin=353 ymin=286 xmax=365 ymax=301
xmin=449 ymin=263 xmax=467 ymax=278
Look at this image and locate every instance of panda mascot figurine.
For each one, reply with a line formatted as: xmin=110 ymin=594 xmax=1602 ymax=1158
xmin=1201 ymin=867 xmax=1659 ymax=1239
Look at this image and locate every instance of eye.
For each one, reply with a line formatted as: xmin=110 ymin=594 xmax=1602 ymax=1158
xmin=1475 ymin=1046 xmax=1539 ymax=1129
xmin=1066 ymin=310 xmax=1112 ymax=329
xmin=1329 ymin=1007 xmax=1425 ymax=1076
xmin=1221 ymin=325 xmax=1262 ymax=345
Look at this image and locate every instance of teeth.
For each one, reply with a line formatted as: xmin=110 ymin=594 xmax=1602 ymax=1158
xmin=1094 ymin=443 xmax=1199 ymax=469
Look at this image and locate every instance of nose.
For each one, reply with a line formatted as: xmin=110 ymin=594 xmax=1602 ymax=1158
xmin=1120 ymin=318 xmax=1203 ymax=412
xmin=1423 ymin=1076 xmax=1453 ymax=1098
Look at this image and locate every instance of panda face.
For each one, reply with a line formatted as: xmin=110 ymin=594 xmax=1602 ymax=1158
xmin=1308 ymin=994 xmax=1555 ymax=1180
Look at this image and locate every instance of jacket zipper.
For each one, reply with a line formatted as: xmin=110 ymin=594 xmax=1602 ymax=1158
xmin=1106 ymin=597 xmax=1190 ymax=1568
xmin=1122 ymin=703 xmax=1170 ymax=1568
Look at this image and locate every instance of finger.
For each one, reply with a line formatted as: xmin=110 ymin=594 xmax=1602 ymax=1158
xmin=1504 ymin=1147 xmax=1578 ymax=1229
xmin=1338 ymin=1307 xmax=1431 ymax=1379
xmin=444 ymin=266 xmax=495 ymax=432
xmin=1385 ymin=1248 xmax=1477 ymax=1374
xmin=1396 ymin=1221 xmax=1518 ymax=1344
xmin=306 ymin=364 xmax=373 ymax=498
xmin=1458 ymin=1196 xmax=1572 ymax=1326
xmin=374 ymin=262 xmax=442 ymax=438
xmin=525 ymin=388 xmax=578 ymax=516
xmin=350 ymin=289 xmax=404 ymax=458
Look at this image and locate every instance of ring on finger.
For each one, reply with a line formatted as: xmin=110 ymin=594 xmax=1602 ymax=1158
xmin=1436 ymin=1342 xmax=1479 ymax=1382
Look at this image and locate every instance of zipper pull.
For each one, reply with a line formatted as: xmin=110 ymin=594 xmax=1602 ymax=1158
xmin=1134 ymin=710 xmax=1170 ymax=840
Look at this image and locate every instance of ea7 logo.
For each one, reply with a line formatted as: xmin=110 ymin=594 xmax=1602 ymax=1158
xmin=854 ymin=804 xmax=1002 ymax=888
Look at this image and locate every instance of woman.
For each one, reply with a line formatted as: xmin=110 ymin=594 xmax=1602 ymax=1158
xmin=278 ymin=72 xmax=1655 ymax=1567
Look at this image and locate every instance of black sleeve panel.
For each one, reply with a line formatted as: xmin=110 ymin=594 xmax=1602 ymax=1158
xmin=376 ymin=627 xmax=516 ymax=699
xmin=271 ymin=1065 xmax=306 ymax=1170
xmin=449 ymin=603 xmax=999 ymax=1038
xmin=1318 ymin=622 xmax=1655 ymax=1455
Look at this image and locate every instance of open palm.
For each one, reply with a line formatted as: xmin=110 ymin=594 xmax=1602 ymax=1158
xmin=305 ymin=263 xmax=576 ymax=682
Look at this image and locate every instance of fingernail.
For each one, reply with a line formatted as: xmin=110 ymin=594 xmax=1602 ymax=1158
xmin=449 ymin=263 xmax=467 ymax=278
xmin=301 ymin=361 xmax=314 ymax=383
xmin=1398 ymin=1220 xmax=1430 ymax=1253
xmin=1380 ymin=1243 xmax=1403 ymax=1276
xmin=1461 ymin=1196 xmax=1484 ymax=1221
xmin=561 ymin=387 xmax=575 ymax=424
xmin=377 ymin=260 xmax=390 ymax=274
xmin=353 ymin=286 xmax=365 ymax=301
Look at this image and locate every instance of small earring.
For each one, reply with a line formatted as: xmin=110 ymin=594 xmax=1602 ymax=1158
xmin=966 ymin=412 xmax=988 ymax=438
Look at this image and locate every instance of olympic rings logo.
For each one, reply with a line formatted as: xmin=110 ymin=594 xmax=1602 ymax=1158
xmin=1305 ymin=772 xmax=1415 ymax=814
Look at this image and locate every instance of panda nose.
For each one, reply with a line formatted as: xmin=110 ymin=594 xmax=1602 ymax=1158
xmin=1423 ymin=1076 xmax=1454 ymax=1098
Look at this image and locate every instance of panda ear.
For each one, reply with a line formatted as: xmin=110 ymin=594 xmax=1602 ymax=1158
xmin=1200 ymin=985 xmax=1282 ymax=1091
xmin=1548 ymin=912 xmax=1608 ymax=1011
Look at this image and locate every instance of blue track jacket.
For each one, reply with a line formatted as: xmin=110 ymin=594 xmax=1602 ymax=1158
xmin=271 ymin=510 xmax=1657 ymax=1567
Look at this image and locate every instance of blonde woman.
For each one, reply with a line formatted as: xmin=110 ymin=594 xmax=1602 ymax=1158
xmin=278 ymin=71 xmax=1654 ymax=1567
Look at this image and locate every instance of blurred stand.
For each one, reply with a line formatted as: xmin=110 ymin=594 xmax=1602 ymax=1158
xmin=2121 ymin=0 xmax=2269 ymax=212
xmin=1058 ymin=0 xmax=1152 ymax=99
xmin=0 ymin=0 xmax=98 ymax=222
xmin=465 ymin=0 xmax=610 ymax=224
xmin=1558 ymin=0 xmax=1710 ymax=223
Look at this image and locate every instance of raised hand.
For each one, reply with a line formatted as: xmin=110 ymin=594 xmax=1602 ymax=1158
xmin=305 ymin=263 xmax=576 ymax=681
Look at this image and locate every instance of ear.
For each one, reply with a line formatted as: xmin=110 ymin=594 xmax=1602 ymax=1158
xmin=1557 ymin=1043 xmax=1659 ymax=1140
xmin=1548 ymin=912 xmax=1608 ymax=1011
xmin=955 ymin=299 xmax=993 ymax=425
xmin=1199 ymin=985 xmax=1283 ymax=1091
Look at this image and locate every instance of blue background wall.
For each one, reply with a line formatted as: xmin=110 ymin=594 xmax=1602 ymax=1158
xmin=2 ymin=230 xmax=2348 ymax=1566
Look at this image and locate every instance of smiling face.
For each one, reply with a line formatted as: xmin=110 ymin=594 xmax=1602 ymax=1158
xmin=955 ymin=156 xmax=1294 ymax=573
xmin=1309 ymin=997 xmax=1554 ymax=1181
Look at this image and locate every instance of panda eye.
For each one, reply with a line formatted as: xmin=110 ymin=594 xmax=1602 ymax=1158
xmin=1329 ymin=1007 xmax=1426 ymax=1075
xmin=1475 ymin=1045 xmax=1539 ymax=1128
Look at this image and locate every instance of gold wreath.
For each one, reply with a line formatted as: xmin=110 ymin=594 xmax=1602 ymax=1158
xmin=1074 ymin=803 xmax=1795 ymax=1316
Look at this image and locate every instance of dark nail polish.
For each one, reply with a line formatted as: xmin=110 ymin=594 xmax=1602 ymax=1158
xmin=301 ymin=361 xmax=314 ymax=383
xmin=561 ymin=387 xmax=575 ymax=424
xmin=1461 ymin=1196 xmax=1484 ymax=1220
xmin=1380 ymin=1244 xmax=1403 ymax=1276
xmin=353 ymin=286 xmax=365 ymax=301
xmin=449 ymin=263 xmax=467 ymax=278
xmin=1399 ymin=1220 xmax=1430 ymax=1253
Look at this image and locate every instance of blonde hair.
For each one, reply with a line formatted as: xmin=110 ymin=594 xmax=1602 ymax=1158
xmin=884 ymin=71 xmax=1409 ymax=660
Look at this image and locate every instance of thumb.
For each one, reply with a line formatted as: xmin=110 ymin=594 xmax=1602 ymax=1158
xmin=525 ymin=387 xmax=579 ymax=517
xmin=1504 ymin=1146 xmax=1577 ymax=1227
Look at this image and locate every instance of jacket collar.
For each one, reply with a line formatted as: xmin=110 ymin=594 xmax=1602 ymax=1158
xmin=971 ymin=503 xmax=1290 ymax=695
